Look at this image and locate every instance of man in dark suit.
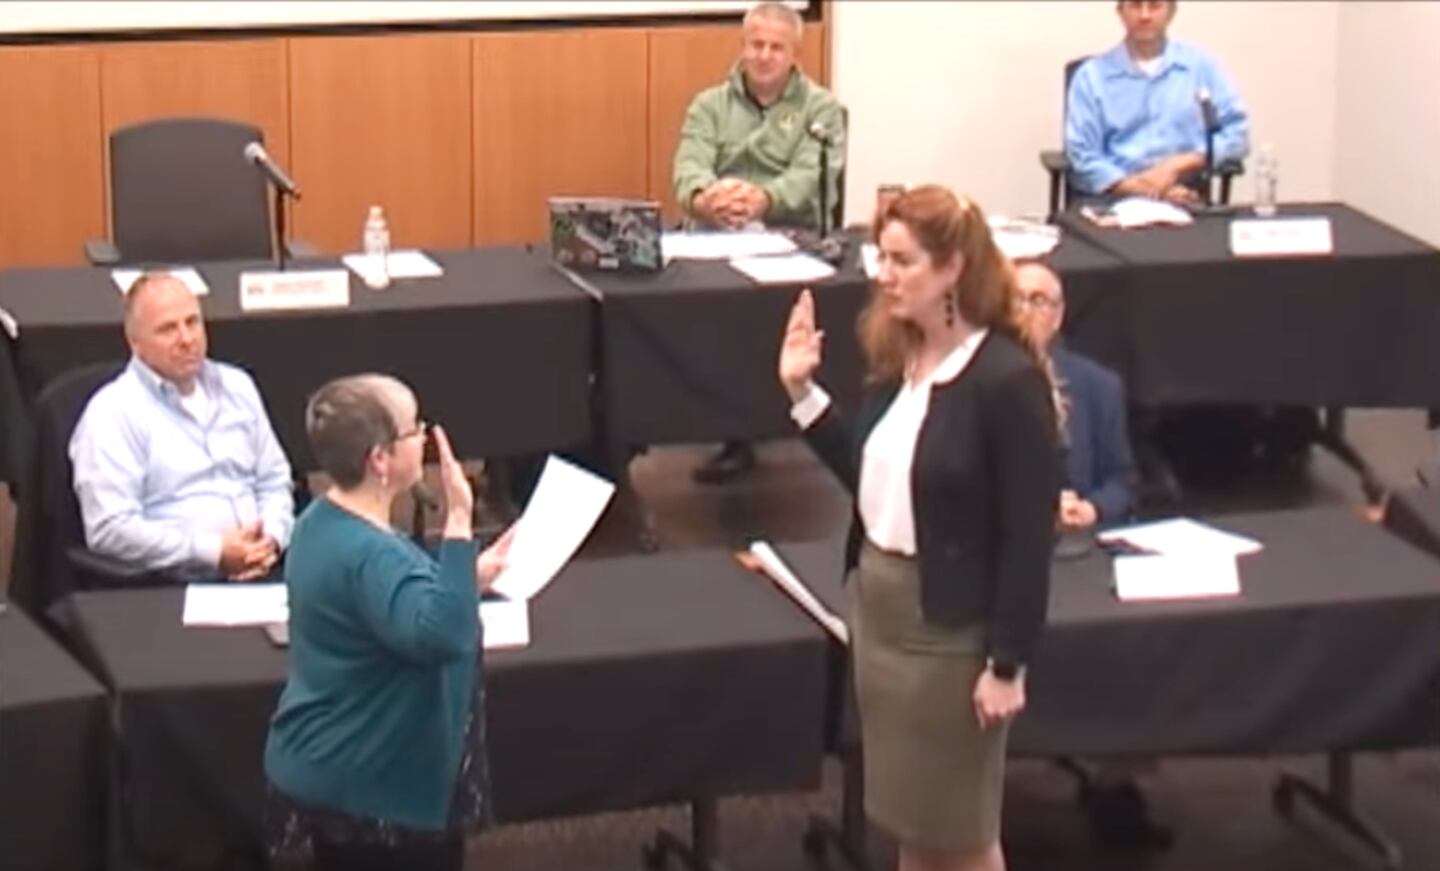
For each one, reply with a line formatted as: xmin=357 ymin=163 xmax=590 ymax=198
xmin=1015 ymin=259 xmax=1174 ymax=852
xmin=1013 ymin=260 xmax=1134 ymax=530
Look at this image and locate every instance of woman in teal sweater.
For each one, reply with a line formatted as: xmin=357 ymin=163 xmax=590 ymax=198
xmin=264 ymin=374 xmax=512 ymax=871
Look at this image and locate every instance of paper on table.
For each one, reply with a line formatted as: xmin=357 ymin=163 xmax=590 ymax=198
xmin=489 ymin=456 xmax=615 ymax=602
xmin=341 ymin=250 xmax=444 ymax=285
xmin=661 ymin=231 xmax=797 ymax=262
xmin=1084 ymin=197 xmax=1194 ymax=229
xmin=1113 ymin=553 xmax=1241 ymax=602
xmin=1098 ymin=517 xmax=1262 ymax=557
xmin=480 ymin=598 xmax=531 ymax=649
xmin=113 ymin=267 xmax=210 ymax=296
xmin=728 ymin=253 xmax=836 ymax=285
xmin=0 ymin=306 xmax=17 ymax=340
xmin=182 ymin=582 xmax=287 ymax=627
xmin=859 ymin=242 xmax=879 ymax=279
xmin=989 ymin=216 xmax=1061 ymax=260
xmin=747 ymin=541 xmax=849 ymax=644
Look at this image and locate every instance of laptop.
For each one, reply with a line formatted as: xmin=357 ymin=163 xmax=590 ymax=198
xmin=548 ymin=197 xmax=663 ymax=272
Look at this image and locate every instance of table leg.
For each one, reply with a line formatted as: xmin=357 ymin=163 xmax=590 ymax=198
xmin=1273 ymin=752 xmax=1403 ymax=871
xmin=642 ymin=797 xmax=724 ymax=871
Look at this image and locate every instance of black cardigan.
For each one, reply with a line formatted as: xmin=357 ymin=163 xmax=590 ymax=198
xmin=803 ymin=331 xmax=1061 ymax=668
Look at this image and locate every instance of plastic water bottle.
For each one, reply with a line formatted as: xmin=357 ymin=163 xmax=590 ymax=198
xmin=362 ymin=205 xmax=391 ymax=289
xmin=1253 ymin=144 xmax=1278 ymax=218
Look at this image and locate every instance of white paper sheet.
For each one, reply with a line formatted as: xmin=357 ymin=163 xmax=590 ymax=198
xmin=489 ymin=456 xmax=615 ymax=601
xmin=859 ymin=242 xmax=880 ymax=279
xmin=1113 ymin=553 xmax=1241 ymax=601
xmin=112 ymin=267 xmax=210 ymax=296
xmin=748 ymin=541 xmax=849 ymax=644
xmin=0 ymin=306 xmax=17 ymax=340
xmin=182 ymin=582 xmax=287 ymax=627
xmin=988 ymin=216 xmax=1061 ymax=260
xmin=661 ymin=230 xmax=797 ymax=262
xmin=728 ymin=252 xmax=836 ymax=285
xmin=341 ymin=249 xmax=444 ymax=285
xmin=480 ymin=598 xmax=531 ymax=649
xmin=1098 ymin=517 xmax=1263 ymax=557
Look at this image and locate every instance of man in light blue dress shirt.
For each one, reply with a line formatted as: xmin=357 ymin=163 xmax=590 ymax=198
xmin=70 ymin=273 xmax=294 ymax=582
xmin=1065 ymin=0 xmax=1249 ymax=202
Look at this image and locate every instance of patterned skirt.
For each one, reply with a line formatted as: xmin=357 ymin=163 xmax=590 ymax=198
xmin=265 ymin=666 xmax=491 ymax=858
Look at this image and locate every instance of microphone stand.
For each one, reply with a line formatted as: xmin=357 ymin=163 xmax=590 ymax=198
xmin=818 ymin=135 xmax=830 ymax=238
xmin=270 ymin=185 xmax=300 ymax=272
xmin=1203 ymin=122 xmax=1217 ymax=208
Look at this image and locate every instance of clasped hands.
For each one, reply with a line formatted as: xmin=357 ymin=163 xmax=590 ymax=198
xmin=1114 ymin=154 xmax=1204 ymax=205
xmin=694 ymin=178 xmax=771 ymax=229
xmin=221 ymin=519 xmax=279 ymax=582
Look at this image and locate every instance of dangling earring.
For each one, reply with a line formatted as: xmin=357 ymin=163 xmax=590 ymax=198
xmin=944 ymin=292 xmax=955 ymax=328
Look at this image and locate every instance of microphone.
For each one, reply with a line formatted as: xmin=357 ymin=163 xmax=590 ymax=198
xmin=243 ymin=142 xmax=301 ymax=198
xmin=806 ymin=120 xmax=835 ymax=146
xmin=1195 ymin=88 xmax=1220 ymax=133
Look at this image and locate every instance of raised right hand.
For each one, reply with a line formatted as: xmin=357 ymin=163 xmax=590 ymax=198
xmin=431 ymin=424 xmax=474 ymax=539
xmin=778 ymin=289 xmax=824 ymax=401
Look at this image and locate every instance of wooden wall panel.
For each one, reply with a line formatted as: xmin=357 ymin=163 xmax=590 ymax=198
xmin=472 ymin=30 xmax=649 ymax=245
xmin=0 ymin=47 xmax=103 ymax=267
xmin=647 ymin=23 xmax=830 ymax=224
xmin=289 ymin=34 xmax=473 ymax=253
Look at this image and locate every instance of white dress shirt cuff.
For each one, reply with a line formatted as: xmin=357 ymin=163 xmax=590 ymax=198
xmin=789 ymin=382 xmax=832 ymax=430
xmin=192 ymin=531 xmax=224 ymax=570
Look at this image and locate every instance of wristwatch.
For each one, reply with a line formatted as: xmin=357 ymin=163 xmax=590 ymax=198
xmin=987 ymin=658 xmax=1022 ymax=682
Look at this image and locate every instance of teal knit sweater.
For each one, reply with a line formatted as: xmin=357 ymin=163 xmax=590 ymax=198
xmin=264 ymin=498 xmax=481 ymax=831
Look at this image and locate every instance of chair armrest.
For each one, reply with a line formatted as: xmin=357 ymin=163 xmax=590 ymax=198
xmin=66 ymin=545 xmax=154 ymax=585
xmin=84 ymin=240 xmax=121 ymax=266
xmin=1040 ymin=150 xmax=1070 ymax=174
xmin=284 ymin=239 xmax=319 ymax=259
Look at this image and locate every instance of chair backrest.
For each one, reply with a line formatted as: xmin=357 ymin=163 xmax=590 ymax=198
xmin=109 ymin=117 xmax=272 ymax=263
xmin=1059 ymin=56 xmax=1092 ymax=208
xmin=8 ymin=362 xmax=125 ymax=619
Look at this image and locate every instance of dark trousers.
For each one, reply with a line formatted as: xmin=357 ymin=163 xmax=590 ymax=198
xmin=312 ymin=836 xmax=464 ymax=871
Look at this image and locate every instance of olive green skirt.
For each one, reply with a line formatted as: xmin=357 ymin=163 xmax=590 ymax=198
xmin=846 ymin=541 xmax=1009 ymax=852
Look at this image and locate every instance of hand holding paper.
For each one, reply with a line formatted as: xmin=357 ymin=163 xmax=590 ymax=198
xmin=488 ymin=456 xmax=615 ymax=602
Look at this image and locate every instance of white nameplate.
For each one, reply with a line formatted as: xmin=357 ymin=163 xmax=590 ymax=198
xmin=239 ymin=269 xmax=350 ymax=312
xmin=1229 ymin=217 xmax=1333 ymax=258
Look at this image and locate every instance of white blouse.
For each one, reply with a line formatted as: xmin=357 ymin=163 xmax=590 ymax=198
xmin=791 ymin=329 xmax=988 ymax=555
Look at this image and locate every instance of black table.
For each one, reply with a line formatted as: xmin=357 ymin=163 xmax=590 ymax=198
xmin=0 ymin=248 xmax=592 ymax=468
xmin=0 ymin=603 xmax=108 ymax=871
xmin=776 ymin=506 xmax=1440 ymax=870
xmin=589 ymin=258 xmax=871 ymax=445
xmin=63 ymin=549 xmax=828 ymax=866
xmin=1056 ymin=203 xmax=1440 ymax=407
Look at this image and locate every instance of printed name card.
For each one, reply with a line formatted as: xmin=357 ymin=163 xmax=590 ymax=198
xmin=1228 ymin=217 xmax=1334 ymax=258
xmin=239 ymin=269 xmax=350 ymax=312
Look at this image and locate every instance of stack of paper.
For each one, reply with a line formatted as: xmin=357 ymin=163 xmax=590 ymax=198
xmin=341 ymin=250 xmax=444 ymax=285
xmin=661 ymin=231 xmax=797 ymax=262
xmin=988 ymin=216 xmax=1061 ymax=260
xmin=112 ymin=267 xmax=210 ymax=296
xmin=746 ymin=541 xmax=849 ymax=644
xmin=489 ymin=455 xmax=616 ymax=602
xmin=1098 ymin=517 xmax=1259 ymax=603
xmin=728 ymin=252 xmax=836 ymax=285
xmin=182 ymin=583 xmax=287 ymax=627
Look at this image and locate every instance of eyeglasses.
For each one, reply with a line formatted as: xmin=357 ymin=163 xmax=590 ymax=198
xmin=1016 ymin=292 xmax=1063 ymax=310
xmin=394 ymin=420 xmax=429 ymax=442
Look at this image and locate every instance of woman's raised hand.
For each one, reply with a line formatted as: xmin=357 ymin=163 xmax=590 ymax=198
xmin=778 ymin=289 xmax=824 ymax=401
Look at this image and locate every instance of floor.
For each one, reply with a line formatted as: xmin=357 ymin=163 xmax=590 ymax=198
xmin=4 ymin=410 xmax=1437 ymax=870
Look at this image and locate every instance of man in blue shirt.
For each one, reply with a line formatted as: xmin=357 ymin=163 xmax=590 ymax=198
xmin=1065 ymin=0 xmax=1249 ymax=203
xmin=70 ymin=272 xmax=294 ymax=581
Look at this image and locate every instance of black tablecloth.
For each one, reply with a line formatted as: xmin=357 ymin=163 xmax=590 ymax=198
xmin=1385 ymin=486 xmax=1440 ymax=561
xmin=64 ymin=549 xmax=828 ymax=860
xmin=590 ymin=259 xmax=871 ymax=444
xmin=0 ymin=604 xmax=108 ymax=871
xmin=779 ymin=506 xmax=1440 ymax=757
xmin=0 ymin=248 xmax=592 ymax=467
xmin=1045 ymin=232 xmax=1134 ymax=379
xmin=1056 ymin=203 xmax=1440 ymax=405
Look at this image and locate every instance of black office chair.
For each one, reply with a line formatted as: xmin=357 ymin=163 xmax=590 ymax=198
xmin=85 ymin=117 xmax=313 ymax=266
xmin=8 ymin=362 xmax=166 ymax=625
xmin=1039 ymin=56 xmax=1244 ymax=218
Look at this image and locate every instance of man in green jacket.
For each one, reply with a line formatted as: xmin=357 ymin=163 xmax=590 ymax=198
xmin=674 ymin=0 xmax=845 ymax=483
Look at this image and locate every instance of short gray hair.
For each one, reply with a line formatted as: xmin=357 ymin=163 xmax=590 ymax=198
xmin=744 ymin=1 xmax=803 ymax=40
xmin=305 ymin=374 xmax=416 ymax=489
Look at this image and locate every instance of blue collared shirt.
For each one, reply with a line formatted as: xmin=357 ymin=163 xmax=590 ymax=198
xmin=69 ymin=357 xmax=295 ymax=578
xmin=1064 ymin=39 xmax=1250 ymax=195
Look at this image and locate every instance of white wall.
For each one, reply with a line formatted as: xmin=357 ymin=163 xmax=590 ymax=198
xmin=832 ymin=0 xmax=1341 ymax=222
xmin=1334 ymin=1 xmax=1440 ymax=245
